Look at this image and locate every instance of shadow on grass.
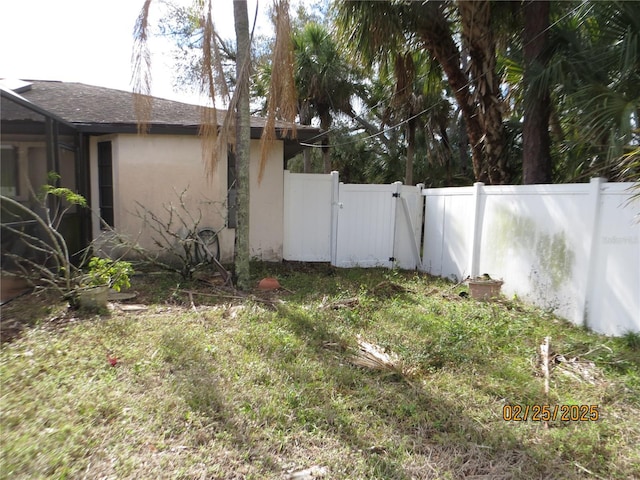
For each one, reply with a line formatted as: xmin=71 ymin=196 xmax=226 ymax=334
xmin=272 ymin=301 xmax=603 ymax=479
xmin=149 ymin=266 xmax=628 ymax=478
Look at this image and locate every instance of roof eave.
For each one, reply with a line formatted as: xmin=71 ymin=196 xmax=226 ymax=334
xmin=74 ymin=122 xmax=323 ymax=146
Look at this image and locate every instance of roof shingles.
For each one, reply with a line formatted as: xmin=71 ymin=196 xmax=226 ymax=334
xmin=11 ymin=80 xmax=317 ymax=133
xmin=1 ymin=80 xmax=322 ymax=158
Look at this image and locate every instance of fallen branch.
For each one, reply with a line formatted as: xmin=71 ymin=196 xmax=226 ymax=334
xmin=319 ymin=296 xmax=359 ymax=310
xmin=186 ymin=290 xmax=208 ymax=322
xmin=178 ymin=289 xmax=281 ymax=308
xmin=286 ymin=465 xmax=328 ymax=480
xmin=449 ymin=275 xmax=471 ymax=291
xmin=179 ymin=288 xmax=245 ymax=301
xmin=555 ymin=355 xmax=601 ymax=384
xmin=372 ymin=280 xmax=411 ymax=296
xmin=573 ymin=462 xmax=607 ymax=480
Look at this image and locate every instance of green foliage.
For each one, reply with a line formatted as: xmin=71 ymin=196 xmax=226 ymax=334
xmin=85 ymin=257 xmax=134 ymax=292
xmin=41 ymin=185 xmax=87 ymax=207
xmin=40 ymin=171 xmax=87 ymax=207
xmin=622 ymin=330 xmax=640 ymax=351
xmin=333 ymin=0 xmax=640 ymax=184
xmin=156 ymin=1 xmax=640 ymax=185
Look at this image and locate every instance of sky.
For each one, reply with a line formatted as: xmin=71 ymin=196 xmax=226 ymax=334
xmin=0 ymin=0 xmax=272 ymax=105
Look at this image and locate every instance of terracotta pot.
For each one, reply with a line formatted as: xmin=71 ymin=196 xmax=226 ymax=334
xmin=257 ymin=277 xmax=280 ymax=291
xmin=468 ymin=279 xmax=503 ymax=301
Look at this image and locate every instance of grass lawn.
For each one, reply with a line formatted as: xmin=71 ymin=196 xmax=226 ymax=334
xmin=1 ymin=263 xmax=639 ymax=479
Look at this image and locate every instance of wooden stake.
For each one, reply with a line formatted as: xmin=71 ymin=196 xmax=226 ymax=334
xmin=540 ymin=336 xmax=551 ymax=429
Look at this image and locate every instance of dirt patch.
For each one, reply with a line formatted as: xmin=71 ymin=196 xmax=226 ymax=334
xmin=0 ymin=288 xmax=65 ymax=343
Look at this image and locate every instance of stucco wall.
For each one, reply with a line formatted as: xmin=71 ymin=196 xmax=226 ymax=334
xmin=89 ymin=134 xmax=284 ymax=263
xmin=249 ymin=139 xmax=284 ymax=261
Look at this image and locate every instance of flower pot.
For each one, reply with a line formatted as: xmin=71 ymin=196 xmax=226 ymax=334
xmin=468 ymin=279 xmax=503 ymax=301
xmin=76 ymin=285 xmax=109 ymax=311
xmin=257 ymin=277 xmax=280 ymax=291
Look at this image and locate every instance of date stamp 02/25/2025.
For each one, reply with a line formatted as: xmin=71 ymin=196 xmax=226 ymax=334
xmin=502 ymin=404 xmax=600 ymax=422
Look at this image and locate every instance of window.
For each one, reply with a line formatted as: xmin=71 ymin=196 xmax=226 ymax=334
xmin=97 ymin=141 xmax=114 ymax=228
xmin=0 ymin=145 xmax=19 ymax=197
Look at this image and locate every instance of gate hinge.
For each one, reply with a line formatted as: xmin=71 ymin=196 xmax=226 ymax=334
xmin=392 ymin=192 xmax=400 ymax=198
xmin=389 ymin=257 xmax=396 ymax=262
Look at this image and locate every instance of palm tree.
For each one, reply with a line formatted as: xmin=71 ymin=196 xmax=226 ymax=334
xmin=334 ymin=1 xmax=452 ymax=185
xmin=522 ymin=0 xmax=552 ymax=184
xmin=233 ymin=0 xmax=251 ymax=289
xmin=378 ymin=51 xmax=450 ymax=185
xmin=336 ymin=0 xmax=509 ymax=184
xmin=540 ymin=1 xmax=640 ymax=181
xmin=292 ymin=22 xmax=357 ymax=173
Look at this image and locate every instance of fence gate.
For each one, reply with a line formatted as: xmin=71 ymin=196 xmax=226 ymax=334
xmin=283 ymin=171 xmax=424 ymax=269
xmin=283 ymin=171 xmax=336 ymax=262
xmin=334 ymin=183 xmax=399 ymax=268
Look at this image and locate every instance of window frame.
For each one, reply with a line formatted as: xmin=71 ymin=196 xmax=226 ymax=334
xmin=97 ymin=141 xmax=115 ymax=229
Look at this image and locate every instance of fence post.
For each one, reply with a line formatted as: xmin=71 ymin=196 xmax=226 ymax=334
xmin=467 ymin=182 xmax=485 ymax=279
xmin=390 ymin=182 xmax=403 ymax=269
xmin=330 ymin=171 xmax=340 ymax=266
xmin=417 ymin=183 xmax=425 ymax=269
xmin=581 ymin=177 xmax=605 ymax=327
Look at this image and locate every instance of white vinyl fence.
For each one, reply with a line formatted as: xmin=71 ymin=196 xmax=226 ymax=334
xmin=283 ymin=171 xmax=336 ymax=262
xmin=283 ymin=173 xmax=639 ymax=336
xmin=422 ymin=178 xmax=639 ymax=336
xmin=283 ymin=171 xmax=423 ymax=269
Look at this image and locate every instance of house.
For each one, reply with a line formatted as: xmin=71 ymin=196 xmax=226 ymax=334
xmin=0 ymin=79 xmax=322 ymax=265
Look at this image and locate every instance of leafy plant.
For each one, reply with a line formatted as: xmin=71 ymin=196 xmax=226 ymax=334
xmin=1 ymin=174 xmax=134 ymax=304
xmin=622 ymin=330 xmax=640 ymax=351
xmin=84 ymin=257 xmax=133 ymax=292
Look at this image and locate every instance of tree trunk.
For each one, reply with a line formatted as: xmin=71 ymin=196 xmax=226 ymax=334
xmin=346 ymin=111 xmax=392 ymax=150
xmin=458 ymin=0 xmax=507 ymax=184
xmin=522 ymin=0 xmax=552 ymax=184
xmin=319 ymin=107 xmax=332 ymax=174
xmin=415 ymin=3 xmax=490 ymax=183
xmin=321 ymin=140 xmax=331 ymax=174
xmin=405 ymin=118 xmax=416 ymax=185
xmin=234 ymin=0 xmax=251 ymax=290
xmin=299 ymin=100 xmax=312 ymax=172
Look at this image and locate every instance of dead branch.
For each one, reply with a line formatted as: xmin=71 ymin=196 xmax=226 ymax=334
xmin=127 ymin=188 xmax=227 ymax=280
xmin=319 ymin=296 xmax=359 ymax=310
xmin=1 ymin=193 xmax=81 ymax=296
xmin=178 ymin=289 xmax=281 ymax=308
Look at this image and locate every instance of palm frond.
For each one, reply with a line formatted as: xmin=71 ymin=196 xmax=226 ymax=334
xmin=350 ymin=338 xmax=402 ymax=373
xmin=259 ymin=0 xmax=297 ymax=183
xmin=200 ymin=0 xmax=221 ymax=178
xmin=132 ymin=0 xmax=154 ymax=134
